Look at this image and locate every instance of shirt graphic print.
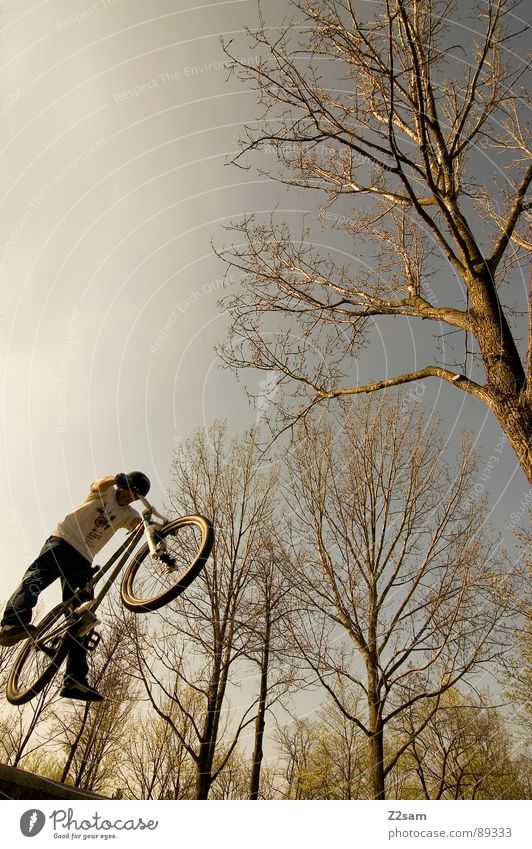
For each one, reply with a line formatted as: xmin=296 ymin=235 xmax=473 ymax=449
xmin=51 ymin=486 xmax=139 ymax=561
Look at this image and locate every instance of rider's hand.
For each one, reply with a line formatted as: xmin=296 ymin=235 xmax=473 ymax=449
xmin=114 ymin=473 xmax=128 ymax=489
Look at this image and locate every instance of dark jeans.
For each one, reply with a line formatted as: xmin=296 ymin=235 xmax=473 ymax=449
xmin=1 ymin=536 xmax=95 ymax=684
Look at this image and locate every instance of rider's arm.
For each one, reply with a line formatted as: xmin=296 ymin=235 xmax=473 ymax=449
xmin=90 ymin=475 xmax=118 ymax=494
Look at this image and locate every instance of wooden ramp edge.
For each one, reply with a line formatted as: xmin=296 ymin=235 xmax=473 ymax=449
xmin=0 ymin=762 xmax=108 ymax=800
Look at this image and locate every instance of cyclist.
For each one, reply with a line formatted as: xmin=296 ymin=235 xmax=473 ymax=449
xmin=0 ymin=472 xmax=150 ymax=701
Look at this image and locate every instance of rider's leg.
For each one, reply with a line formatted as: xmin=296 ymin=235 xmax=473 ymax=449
xmin=0 ymin=537 xmax=65 ymax=626
xmin=61 ymin=598 xmax=104 ymax=700
xmin=63 ymin=634 xmax=91 ymax=685
xmin=60 ymin=564 xmax=95 ymax=687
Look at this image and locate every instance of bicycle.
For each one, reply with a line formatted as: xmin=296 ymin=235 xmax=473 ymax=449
xmin=5 ymin=499 xmax=214 ymax=706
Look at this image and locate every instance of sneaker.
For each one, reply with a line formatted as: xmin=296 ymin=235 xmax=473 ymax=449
xmin=0 ymin=623 xmax=38 ymax=647
xmin=60 ymin=680 xmax=105 ymax=702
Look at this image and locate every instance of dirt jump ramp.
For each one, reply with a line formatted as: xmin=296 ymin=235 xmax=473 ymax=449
xmin=0 ymin=762 xmax=107 ymax=800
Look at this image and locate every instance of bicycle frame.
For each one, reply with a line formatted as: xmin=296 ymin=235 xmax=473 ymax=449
xmin=35 ymin=499 xmax=167 ymax=641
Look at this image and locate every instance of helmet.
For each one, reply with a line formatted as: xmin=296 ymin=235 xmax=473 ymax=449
xmin=126 ymin=471 xmax=150 ymax=497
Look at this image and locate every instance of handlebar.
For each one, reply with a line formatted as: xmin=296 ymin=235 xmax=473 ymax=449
xmin=137 ymin=495 xmax=167 ymax=523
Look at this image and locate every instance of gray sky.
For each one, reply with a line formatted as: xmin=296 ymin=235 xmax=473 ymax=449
xmin=0 ymin=0 xmax=529 ymax=608
xmin=0 ymin=0 xmax=270 ymax=595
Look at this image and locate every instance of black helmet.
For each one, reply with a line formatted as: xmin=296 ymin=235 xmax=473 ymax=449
xmin=126 ymin=471 xmax=150 ymax=497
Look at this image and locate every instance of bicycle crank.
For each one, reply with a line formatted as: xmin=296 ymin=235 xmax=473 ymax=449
xmin=73 ymin=602 xmax=101 ymax=637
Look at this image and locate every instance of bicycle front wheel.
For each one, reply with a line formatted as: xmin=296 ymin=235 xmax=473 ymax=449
xmin=6 ymin=604 xmax=71 ymax=705
xmin=120 ymin=515 xmax=214 ymax=612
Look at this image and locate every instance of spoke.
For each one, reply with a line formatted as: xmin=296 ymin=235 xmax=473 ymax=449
xmin=129 ymin=523 xmax=204 ymax=602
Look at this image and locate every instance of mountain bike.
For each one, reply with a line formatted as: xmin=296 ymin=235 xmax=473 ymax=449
xmin=5 ymin=499 xmax=214 ymax=706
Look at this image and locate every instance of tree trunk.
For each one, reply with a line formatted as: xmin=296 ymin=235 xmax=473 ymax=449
xmin=195 ymin=745 xmax=213 ymax=800
xmin=60 ymin=704 xmax=90 ymax=783
xmin=491 ymin=393 xmax=532 ymax=485
xmin=250 ymin=626 xmax=270 ymax=800
xmin=469 ymin=269 xmax=532 ymax=483
xmin=195 ymin=710 xmax=216 ymax=799
xmin=195 ymin=672 xmax=222 ymax=799
xmin=368 ymin=722 xmax=385 ymax=800
xmin=367 ymin=660 xmax=385 ymax=800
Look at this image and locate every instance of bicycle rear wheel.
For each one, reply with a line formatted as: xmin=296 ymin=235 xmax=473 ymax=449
xmin=6 ymin=604 xmax=71 ymax=705
xmin=120 ymin=515 xmax=214 ymax=612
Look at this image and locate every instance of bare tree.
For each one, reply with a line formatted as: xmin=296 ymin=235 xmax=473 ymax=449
xmin=275 ymin=693 xmax=370 ymax=799
xmin=395 ymin=689 xmax=530 ymax=799
xmin=220 ymin=0 xmax=532 ymax=481
xmin=244 ymin=534 xmax=297 ymax=799
xmin=0 ymin=685 xmax=62 ymax=770
xmin=501 ymin=524 xmax=532 ymax=745
xmin=208 ymin=749 xmax=251 ymax=799
xmin=0 ymin=645 xmax=64 ymax=770
xmin=116 ymin=700 xmax=196 ymax=799
xmin=130 ymin=424 xmax=282 ymax=799
xmin=282 ymin=394 xmax=516 ymax=798
xmin=275 ymin=717 xmax=315 ymax=799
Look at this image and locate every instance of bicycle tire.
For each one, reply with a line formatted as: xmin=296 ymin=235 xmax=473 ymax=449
xmin=120 ymin=515 xmax=214 ymax=612
xmin=6 ymin=604 xmax=72 ymax=705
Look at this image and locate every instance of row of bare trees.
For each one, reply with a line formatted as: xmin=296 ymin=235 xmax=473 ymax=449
xmin=276 ymin=687 xmax=530 ymax=800
xmin=1 ymin=394 xmax=528 ymax=798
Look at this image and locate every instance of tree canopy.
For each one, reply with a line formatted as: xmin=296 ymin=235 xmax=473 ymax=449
xmin=220 ymin=0 xmax=532 ymax=480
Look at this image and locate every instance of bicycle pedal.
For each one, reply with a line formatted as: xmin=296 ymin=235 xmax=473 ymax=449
xmin=84 ymin=630 xmax=101 ymax=652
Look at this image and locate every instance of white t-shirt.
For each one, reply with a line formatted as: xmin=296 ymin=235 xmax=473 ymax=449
xmin=51 ymin=486 xmax=140 ymax=561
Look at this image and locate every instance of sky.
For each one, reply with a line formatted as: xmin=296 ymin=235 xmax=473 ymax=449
xmin=0 ymin=0 xmax=530 ymax=610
